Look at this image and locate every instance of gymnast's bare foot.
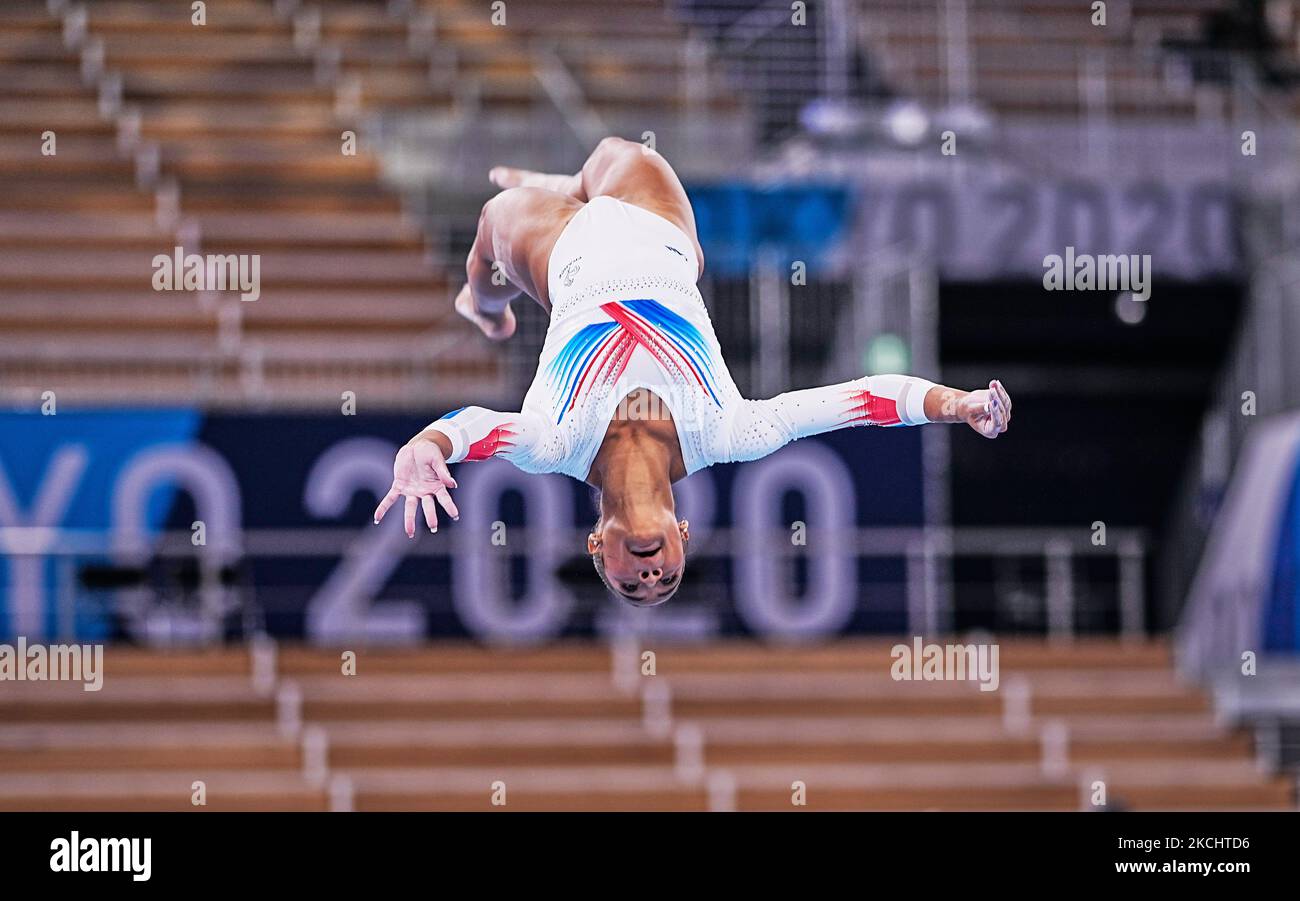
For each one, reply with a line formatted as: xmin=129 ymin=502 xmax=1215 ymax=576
xmin=454 ymin=284 xmax=516 ymax=341
xmin=489 ymin=166 xmax=582 ymax=197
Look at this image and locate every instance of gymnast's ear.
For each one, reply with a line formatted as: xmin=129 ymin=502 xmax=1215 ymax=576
xmin=587 ymin=533 xmax=602 ymax=554
xmin=678 ymin=519 xmax=690 ymax=543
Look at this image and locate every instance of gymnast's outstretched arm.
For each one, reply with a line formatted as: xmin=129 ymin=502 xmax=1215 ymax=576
xmin=718 ymin=375 xmax=1011 ymax=464
xmin=373 ymin=406 xmax=559 ymax=536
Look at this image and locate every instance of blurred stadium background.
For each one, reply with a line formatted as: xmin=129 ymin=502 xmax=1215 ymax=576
xmin=1 ymin=0 xmax=1299 ymax=811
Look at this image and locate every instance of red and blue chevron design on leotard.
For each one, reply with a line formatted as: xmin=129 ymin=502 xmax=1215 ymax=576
xmin=435 ymin=406 xmax=518 ymax=460
xmin=545 ymin=298 xmax=721 ymax=423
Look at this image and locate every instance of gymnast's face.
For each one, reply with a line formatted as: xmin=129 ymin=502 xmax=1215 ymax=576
xmin=589 ymin=513 xmax=689 ymax=607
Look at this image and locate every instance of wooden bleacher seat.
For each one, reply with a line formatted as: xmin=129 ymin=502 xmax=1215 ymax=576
xmin=0 ymin=0 xmax=489 ymax=408
xmin=858 ymin=0 xmax=1235 ymax=119
xmin=0 ymin=640 xmax=1292 ymax=811
xmin=0 ymin=771 xmax=326 ymax=812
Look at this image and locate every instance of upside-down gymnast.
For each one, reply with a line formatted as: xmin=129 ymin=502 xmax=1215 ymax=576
xmin=373 ymin=137 xmax=1012 ymax=606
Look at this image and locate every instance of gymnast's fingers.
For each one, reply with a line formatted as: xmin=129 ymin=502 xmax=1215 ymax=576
xmin=434 ymin=485 xmax=459 ymax=521
xmin=373 ymin=485 xmax=399 ymax=524
xmin=404 ymin=495 xmax=418 ymax=538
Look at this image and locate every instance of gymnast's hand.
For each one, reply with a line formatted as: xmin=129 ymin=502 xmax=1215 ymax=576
xmin=955 ymin=379 xmax=1012 ymax=439
xmin=373 ymin=433 xmax=460 ymax=536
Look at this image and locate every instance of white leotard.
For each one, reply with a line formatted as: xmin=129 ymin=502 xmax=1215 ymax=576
xmin=428 ymin=196 xmax=936 ymax=481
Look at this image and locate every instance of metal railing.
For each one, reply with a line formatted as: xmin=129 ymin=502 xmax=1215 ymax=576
xmin=1164 ymin=167 xmax=1300 ymax=634
xmin=0 ymin=523 xmax=1146 ymax=646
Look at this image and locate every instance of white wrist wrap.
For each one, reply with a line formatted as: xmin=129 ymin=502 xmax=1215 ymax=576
xmin=424 ymin=420 xmax=466 ymax=463
xmin=900 ymin=377 xmax=936 ymax=426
